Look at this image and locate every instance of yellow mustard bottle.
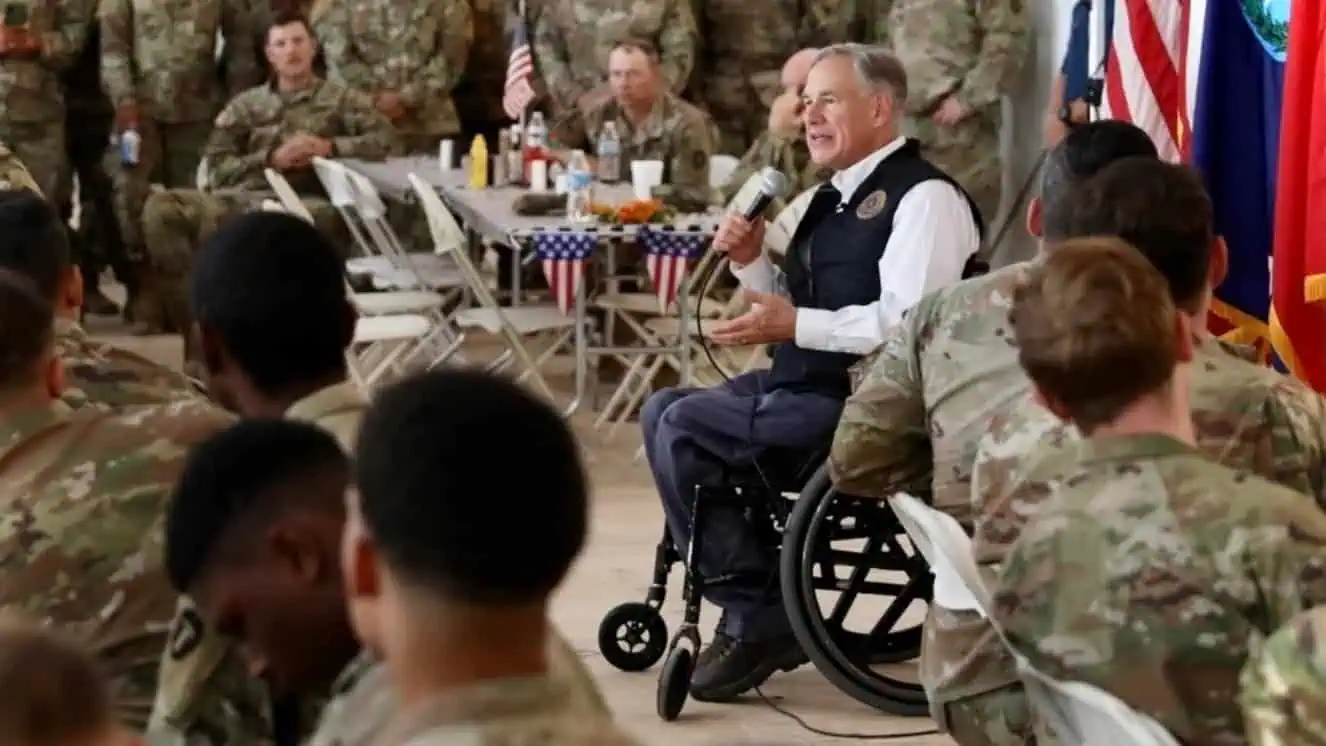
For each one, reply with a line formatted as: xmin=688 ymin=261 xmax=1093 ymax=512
xmin=468 ymin=135 xmax=489 ymax=189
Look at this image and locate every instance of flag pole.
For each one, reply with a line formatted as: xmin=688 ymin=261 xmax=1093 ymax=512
xmin=518 ymin=0 xmax=528 ymax=133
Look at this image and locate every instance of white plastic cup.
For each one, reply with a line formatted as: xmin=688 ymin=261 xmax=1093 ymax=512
xmin=630 ymin=159 xmax=664 ymax=200
xmin=530 ymin=160 xmax=549 ymax=192
xmin=439 ymin=139 xmax=455 ymax=171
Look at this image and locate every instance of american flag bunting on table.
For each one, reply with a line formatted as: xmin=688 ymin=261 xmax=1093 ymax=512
xmin=503 ymin=21 xmax=536 ymax=120
xmin=532 ymin=230 xmax=596 ymax=315
xmin=638 ymin=227 xmax=708 ymax=314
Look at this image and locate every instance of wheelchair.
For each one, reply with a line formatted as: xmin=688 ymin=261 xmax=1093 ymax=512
xmin=597 ymin=447 xmax=933 ymax=721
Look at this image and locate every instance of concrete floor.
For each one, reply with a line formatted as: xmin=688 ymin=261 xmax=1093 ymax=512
xmin=87 ymin=306 xmax=953 ymax=746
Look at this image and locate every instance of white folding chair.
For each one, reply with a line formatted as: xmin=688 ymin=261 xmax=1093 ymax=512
xmin=196 ymin=156 xmax=211 ymax=190
xmin=408 ymin=172 xmax=574 ymax=404
xmin=264 ymin=168 xmax=317 ymax=223
xmin=709 ymin=154 xmax=740 ymax=190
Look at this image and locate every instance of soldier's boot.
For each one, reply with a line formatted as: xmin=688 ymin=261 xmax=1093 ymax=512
xmin=81 ymin=263 xmax=121 ymax=317
xmin=127 ymin=269 xmax=170 ymax=335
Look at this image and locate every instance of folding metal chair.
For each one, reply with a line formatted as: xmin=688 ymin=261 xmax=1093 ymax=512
xmin=408 ymin=173 xmax=574 ymax=405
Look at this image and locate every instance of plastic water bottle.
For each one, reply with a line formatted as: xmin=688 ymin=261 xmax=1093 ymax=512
xmin=596 ymin=121 xmax=621 ymax=183
xmin=566 ymin=149 xmax=594 ymax=224
xmin=119 ymin=128 xmax=140 ymax=167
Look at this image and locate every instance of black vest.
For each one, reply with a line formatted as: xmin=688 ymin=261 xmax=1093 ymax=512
xmin=768 ymin=139 xmax=985 ymax=399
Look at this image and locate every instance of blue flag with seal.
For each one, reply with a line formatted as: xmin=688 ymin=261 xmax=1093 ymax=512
xmin=1192 ymin=0 xmax=1288 ymax=353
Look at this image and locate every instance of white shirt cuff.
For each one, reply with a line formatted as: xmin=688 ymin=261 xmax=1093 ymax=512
xmin=794 ymin=307 xmax=837 ymax=351
xmin=729 ymin=252 xmax=778 ymax=294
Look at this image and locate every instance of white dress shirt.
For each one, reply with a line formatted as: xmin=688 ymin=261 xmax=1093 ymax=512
xmin=729 ymin=137 xmax=982 ymax=356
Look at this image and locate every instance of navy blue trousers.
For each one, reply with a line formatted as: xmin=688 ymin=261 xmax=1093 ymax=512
xmin=641 ymin=370 xmax=843 ymax=642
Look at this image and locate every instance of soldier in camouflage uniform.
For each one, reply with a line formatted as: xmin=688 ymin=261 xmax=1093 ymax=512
xmin=534 ymin=0 xmax=695 ymax=117
xmin=315 ymin=0 xmax=473 ymax=154
xmin=0 ymin=267 xmax=234 ymax=733
xmin=991 ymin=237 xmax=1326 ymax=746
xmin=1241 ymin=606 xmax=1326 ymax=746
xmin=159 ymin=418 xmax=612 ymax=746
xmin=0 ymin=0 xmax=97 ymax=206
xmin=716 ymin=48 xmax=831 ymax=211
xmin=829 ymin=121 xmax=1159 ymax=746
xmin=60 ymin=8 xmax=128 ymax=318
xmin=99 ymin=0 xmax=260 ymax=333
xmin=347 ymin=371 xmax=636 ymax=745
xmin=691 ymin=0 xmax=859 ymax=155
xmin=139 ymin=15 xmax=398 ymax=338
xmin=0 ymin=188 xmax=198 ymax=411
xmin=552 ymin=39 xmax=716 ymax=206
xmin=870 ymin=0 xmax=1028 ymax=259
xmin=0 ymin=141 xmax=41 ymax=192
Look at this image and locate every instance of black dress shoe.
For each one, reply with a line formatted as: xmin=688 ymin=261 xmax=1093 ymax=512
xmin=689 ymin=634 xmax=808 ymax=703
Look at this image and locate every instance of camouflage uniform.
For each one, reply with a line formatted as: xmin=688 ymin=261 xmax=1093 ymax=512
xmin=150 ymin=380 xmax=369 ymax=744
xmin=316 ymin=0 xmax=474 ymax=153
xmin=551 ymin=91 xmax=716 ymax=205
xmin=828 ymin=262 xmax=1033 ymax=743
xmin=690 ymin=0 xmax=860 ymax=155
xmin=1241 ymin=606 xmax=1326 ymax=746
xmin=55 ymin=316 xmax=200 ymax=409
xmin=533 ymin=0 xmax=697 ymax=116
xmin=139 ymin=78 xmax=398 ymax=333
xmin=992 ymin=434 xmax=1326 ymax=745
xmin=0 ymin=140 xmax=42 ymax=192
xmin=0 ymin=398 xmax=234 ymax=730
xmin=309 ymin=637 xmax=610 ymax=746
xmin=716 ymin=131 xmax=830 ymax=211
xmin=931 ymin=337 xmax=1326 ymax=743
xmin=0 ymin=0 xmax=97 ymax=203
xmin=99 ymin=0 xmax=261 ymax=327
xmin=874 ymin=0 xmax=1029 ymax=241
xmin=61 ymin=14 xmax=130 ymax=308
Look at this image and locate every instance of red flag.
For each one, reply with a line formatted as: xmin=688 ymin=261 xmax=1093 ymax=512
xmin=639 ymin=228 xmax=708 ymax=313
xmin=532 ymin=231 xmax=595 ymax=315
xmin=1270 ymin=0 xmax=1326 ymax=389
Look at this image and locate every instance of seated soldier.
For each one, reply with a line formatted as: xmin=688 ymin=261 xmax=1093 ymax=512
xmin=716 ymin=48 xmax=832 ymax=212
xmin=0 ymin=189 xmax=199 ymax=409
xmin=348 ymin=371 xmax=637 ymax=744
xmin=0 ymin=616 xmax=136 ymax=746
xmin=646 ymin=44 xmax=982 ymax=702
xmin=162 ymin=418 xmax=611 ymax=746
xmin=0 ymin=267 xmax=233 ymax=732
xmin=140 ymin=11 xmax=399 ymax=335
xmin=829 ymin=120 xmax=1158 ymax=745
xmin=1241 ymin=605 xmax=1326 ymax=745
xmin=550 ymin=37 xmax=717 ymax=208
xmin=992 ymin=237 xmax=1326 ymax=745
xmin=0 ymin=142 xmax=41 ymax=193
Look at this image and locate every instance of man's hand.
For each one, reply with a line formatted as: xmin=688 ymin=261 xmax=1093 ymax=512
xmin=713 ymin=211 xmax=765 ymax=266
xmin=932 ymin=95 xmax=972 ymax=127
xmin=707 ymin=290 xmax=796 ymax=346
xmin=113 ymin=102 xmax=140 ymax=134
xmin=1043 ymin=113 xmax=1070 ymax=149
xmin=270 ymin=138 xmax=311 ymax=170
xmin=375 ymin=91 xmax=407 ymax=121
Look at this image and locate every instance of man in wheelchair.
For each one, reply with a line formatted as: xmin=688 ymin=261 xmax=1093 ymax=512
xmin=640 ymin=43 xmax=983 ymax=701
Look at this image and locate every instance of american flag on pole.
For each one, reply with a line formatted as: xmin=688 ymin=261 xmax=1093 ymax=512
xmin=638 ymin=227 xmax=708 ymax=313
xmin=503 ymin=21 xmax=536 ymax=120
xmin=532 ymin=230 xmax=595 ymax=315
xmin=1099 ymin=0 xmax=1187 ymax=162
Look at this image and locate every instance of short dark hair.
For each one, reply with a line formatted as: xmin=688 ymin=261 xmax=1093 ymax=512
xmin=190 ymin=212 xmax=353 ymax=394
xmin=355 ymin=371 xmax=588 ymax=605
xmin=165 ymin=418 xmax=350 ymax=594
xmin=0 ymin=189 xmax=70 ymax=302
xmin=1059 ymin=158 xmax=1214 ymax=313
xmin=0 ymin=617 xmax=113 ymax=746
xmin=611 ymin=37 xmax=660 ymax=62
xmin=1012 ymin=237 xmax=1179 ymax=431
xmin=1040 ymin=120 xmax=1159 ymax=240
xmin=0 ymin=268 xmax=54 ymax=392
xmin=266 ymin=9 xmax=312 ymax=41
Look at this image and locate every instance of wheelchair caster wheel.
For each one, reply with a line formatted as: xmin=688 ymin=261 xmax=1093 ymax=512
xmin=656 ymin=645 xmax=694 ymax=721
xmin=598 ymin=602 xmax=668 ymax=672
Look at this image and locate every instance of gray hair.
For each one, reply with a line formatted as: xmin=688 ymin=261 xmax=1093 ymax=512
xmin=812 ymin=43 xmax=908 ymax=106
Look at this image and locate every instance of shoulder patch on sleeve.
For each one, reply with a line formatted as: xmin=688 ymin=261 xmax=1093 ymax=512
xmin=169 ymin=607 xmax=204 ymax=660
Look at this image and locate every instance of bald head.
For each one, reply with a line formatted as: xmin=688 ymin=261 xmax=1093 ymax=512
xmin=783 ymin=48 xmax=819 ymax=91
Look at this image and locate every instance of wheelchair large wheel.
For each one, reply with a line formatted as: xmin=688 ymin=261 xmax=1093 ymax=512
xmin=781 ymin=464 xmax=931 ymax=716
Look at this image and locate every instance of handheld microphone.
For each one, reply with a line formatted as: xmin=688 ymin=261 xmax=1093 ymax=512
xmin=740 ymin=167 xmax=790 ymax=221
